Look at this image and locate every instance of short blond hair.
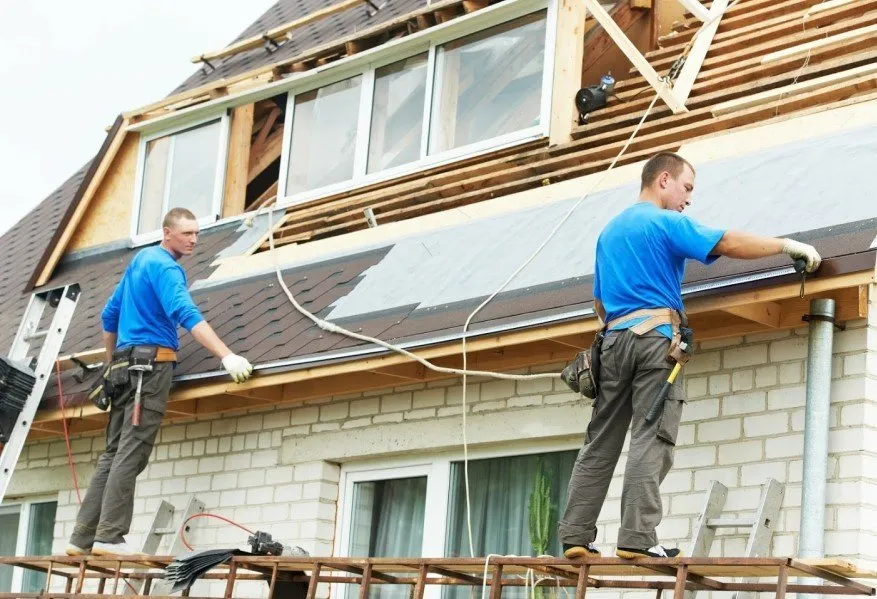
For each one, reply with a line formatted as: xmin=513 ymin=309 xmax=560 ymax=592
xmin=162 ymin=207 xmax=197 ymax=229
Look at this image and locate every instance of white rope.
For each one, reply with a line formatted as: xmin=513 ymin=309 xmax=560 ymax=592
xmin=460 ymin=85 xmax=664 ymax=556
xmin=265 ymin=209 xmax=556 ymax=381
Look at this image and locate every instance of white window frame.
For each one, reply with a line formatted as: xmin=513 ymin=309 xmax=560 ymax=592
xmin=278 ymin=0 xmax=557 ymax=208
xmin=0 ymin=497 xmax=58 ymax=594
xmin=333 ymin=440 xmax=577 ymax=599
xmin=130 ymin=112 xmax=231 ymax=245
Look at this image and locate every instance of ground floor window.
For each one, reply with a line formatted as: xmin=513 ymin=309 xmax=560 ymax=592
xmin=0 ymin=499 xmax=58 ymax=593
xmin=337 ymin=448 xmax=577 ymax=598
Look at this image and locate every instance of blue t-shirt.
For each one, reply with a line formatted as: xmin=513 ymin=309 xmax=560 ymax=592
xmin=102 ymin=246 xmax=204 ymax=351
xmin=594 ymin=202 xmax=725 ymax=338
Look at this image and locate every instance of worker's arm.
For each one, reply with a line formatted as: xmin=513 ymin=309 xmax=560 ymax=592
xmin=190 ymin=321 xmax=232 ymax=360
xmin=102 ymin=331 xmax=117 ymax=363
xmin=712 ymin=231 xmax=821 ymax=272
xmin=594 ymin=299 xmax=607 ymax=324
xmin=190 ymin=321 xmax=254 ymax=382
xmin=154 ymin=265 xmax=254 ymax=383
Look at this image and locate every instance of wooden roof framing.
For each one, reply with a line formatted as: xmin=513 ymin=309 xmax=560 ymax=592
xmin=250 ymin=0 xmax=877 ymax=250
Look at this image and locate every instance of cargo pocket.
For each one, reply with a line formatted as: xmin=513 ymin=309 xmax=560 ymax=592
xmin=599 ymin=333 xmax=620 ymax=382
xmin=656 ymin=379 xmax=685 ymax=445
xmin=132 ymin=368 xmax=168 ymax=445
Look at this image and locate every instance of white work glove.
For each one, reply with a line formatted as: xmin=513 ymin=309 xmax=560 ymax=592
xmin=222 ymin=354 xmax=254 ymax=383
xmin=781 ymin=239 xmax=821 ymax=273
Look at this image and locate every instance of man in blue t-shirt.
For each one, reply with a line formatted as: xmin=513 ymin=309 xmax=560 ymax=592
xmin=559 ymin=152 xmax=820 ymax=559
xmin=68 ymin=208 xmax=255 ymax=557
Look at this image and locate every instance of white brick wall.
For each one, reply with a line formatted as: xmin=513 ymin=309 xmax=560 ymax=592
xmin=7 ymin=307 xmax=877 ymax=598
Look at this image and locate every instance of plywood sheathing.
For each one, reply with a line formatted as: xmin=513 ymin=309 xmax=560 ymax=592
xmin=68 ymin=133 xmax=139 ymax=252
xmin=255 ymin=0 xmax=877 ymax=250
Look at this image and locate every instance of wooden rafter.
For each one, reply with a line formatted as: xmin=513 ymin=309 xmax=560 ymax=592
xmin=191 ymin=0 xmax=366 ymax=65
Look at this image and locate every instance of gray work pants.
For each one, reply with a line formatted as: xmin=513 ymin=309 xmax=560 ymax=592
xmin=558 ymin=329 xmax=685 ymax=550
xmin=70 ymin=362 xmax=172 ymax=546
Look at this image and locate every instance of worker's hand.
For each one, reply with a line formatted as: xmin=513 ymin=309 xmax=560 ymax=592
xmin=781 ymin=239 xmax=821 ymax=273
xmin=221 ymin=354 xmax=254 ymax=383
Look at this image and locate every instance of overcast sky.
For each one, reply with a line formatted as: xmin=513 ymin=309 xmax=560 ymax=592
xmin=0 ymin=0 xmax=276 ymax=236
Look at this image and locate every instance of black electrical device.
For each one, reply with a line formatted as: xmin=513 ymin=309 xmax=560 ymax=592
xmin=0 ymin=357 xmax=36 ymax=444
xmin=575 ymin=74 xmax=616 ymax=125
xmin=248 ymin=530 xmax=284 ymax=556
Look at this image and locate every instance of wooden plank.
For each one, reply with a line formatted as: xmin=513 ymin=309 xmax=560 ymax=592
xmin=761 ymin=22 xmax=877 ymax=64
xmin=724 ymin=301 xmax=782 ymax=328
xmin=248 ymin=127 xmax=285 ymax=183
xmin=549 ymin=0 xmax=588 ymax=146
xmin=581 ymin=0 xmax=687 ymax=113
xmin=222 ymin=104 xmax=256 ymax=219
xmin=676 ymin=0 xmax=710 ymax=21
xmin=672 ymin=0 xmax=728 ymax=104
xmin=711 ymin=62 xmax=877 ymax=116
xmin=192 ymin=0 xmax=365 ymax=64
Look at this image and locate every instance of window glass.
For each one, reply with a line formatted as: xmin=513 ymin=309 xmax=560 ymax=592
xmin=348 ymin=477 xmax=427 ymax=599
xmin=286 ymin=76 xmax=363 ymax=194
xmin=22 ymin=502 xmax=57 ymax=592
xmin=445 ymin=451 xmax=577 ymax=559
xmin=429 ymin=12 xmax=546 ymax=154
xmin=138 ymin=119 xmax=222 ymax=235
xmin=0 ymin=510 xmax=20 ymax=592
xmin=367 ymin=54 xmax=429 ymax=174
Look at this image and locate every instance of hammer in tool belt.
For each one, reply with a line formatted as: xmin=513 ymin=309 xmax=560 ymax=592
xmin=645 ymin=328 xmax=693 ymax=425
xmin=128 ymin=353 xmax=154 ymax=427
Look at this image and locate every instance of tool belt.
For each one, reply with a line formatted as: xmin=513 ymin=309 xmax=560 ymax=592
xmin=607 ymin=308 xmax=693 ymax=365
xmin=87 ymin=346 xmax=176 ymax=411
xmin=561 ymin=308 xmax=693 ymax=400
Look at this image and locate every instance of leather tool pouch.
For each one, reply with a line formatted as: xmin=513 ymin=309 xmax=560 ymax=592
xmin=128 ymin=346 xmax=158 ymax=371
xmin=668 ymin=325 xmax=694 ymax=365
xmin=560 ymin=329 xmax=604 ymax=400
xmin=87 ymin=365 xmax=113 ymax=411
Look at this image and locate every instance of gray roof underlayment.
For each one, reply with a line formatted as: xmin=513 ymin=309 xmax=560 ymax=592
xmin=317 ymin=119 xmax=877 ymax=320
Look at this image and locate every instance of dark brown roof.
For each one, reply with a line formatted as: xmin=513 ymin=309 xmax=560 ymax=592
xmin=0 ymin=165 xmax=91 ymax=358
xmin=173 ymin=0 xmax=425 ymax=95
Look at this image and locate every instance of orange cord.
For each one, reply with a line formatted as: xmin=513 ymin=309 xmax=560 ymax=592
xmin=55 ymin=359 xmax=81 ymax=505
xmin=179 ymin=513 xmax=255 ymax=551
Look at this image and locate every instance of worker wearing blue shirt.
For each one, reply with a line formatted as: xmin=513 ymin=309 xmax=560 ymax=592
xmin=559 ymin=152 xmax=821 ymax=560
xmin=68 ymin=207 xmax=254 ymax=557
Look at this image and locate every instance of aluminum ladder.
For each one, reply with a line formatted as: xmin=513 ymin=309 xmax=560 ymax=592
xmin=686 ymin=478 xmax=785 ymax=599
xmin=0 ymin=284 xmax=81 ymax=503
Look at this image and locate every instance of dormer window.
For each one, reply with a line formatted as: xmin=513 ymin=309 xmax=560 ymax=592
xmin=133 ymin=116 xmax=229 ymax=238
xmin=278 ymin=7 xmax=551 ymax=205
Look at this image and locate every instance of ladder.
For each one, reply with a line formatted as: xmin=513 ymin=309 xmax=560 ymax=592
xmin=686 ymin=478 xmax=785 ymax=599
xmin=0 ymin=284 xmax=81 ymax=503
xmin=124 ymin=495 xmax=206 ymax=596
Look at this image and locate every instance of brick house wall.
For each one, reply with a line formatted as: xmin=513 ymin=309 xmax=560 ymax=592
xmin=7 ymin=286 xmax=876 ymax=597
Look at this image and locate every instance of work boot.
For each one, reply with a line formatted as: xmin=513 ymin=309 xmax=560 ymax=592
xmin=92 ymin=540 xmax=142 ymax=556
xmin=616 ymin=545 xmax=683 ymax=559
xmin=563 ymin=542 xmax=600 ymax=558
xmin=65 ymin=543 xmax=90 ymax=556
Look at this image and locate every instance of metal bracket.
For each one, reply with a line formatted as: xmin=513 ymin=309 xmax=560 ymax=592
xmin=802 ymin=314 xmax=845 ymax=331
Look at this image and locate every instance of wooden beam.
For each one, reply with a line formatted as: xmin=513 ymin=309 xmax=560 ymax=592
xmin=761 ymin=22 xmax=877 ymax=64
xmin=672 ymin=0 xmax=728 ymax=105
xmin=252 ymin=105 xmax=281 ymax=157
xmin=549 ymin=0 xmax=588 ymax=146
xmin=462 ymin=0 xmax=489 ymax=12
xmin=222 ymin=104 xmax=255 ymax=219
xmin=581 ymin=0 xmax=687 ymax=113
xmin=710 ymin=62 xmax=877 ymax=116
xmin=33 ymin=122 xmax=129 ymax=288
xmin=675 ymin=0 xmax=710 ymax=21
xmin=192 ymin=0 xmax=365 ymax=64
xmin=724 ymin=301 xmax=782 ymax=328
xmin=248 ymin=128 xmax=284 ymax=183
